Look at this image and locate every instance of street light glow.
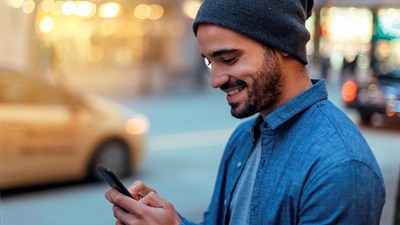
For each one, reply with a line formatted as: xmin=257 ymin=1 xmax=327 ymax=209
xmin=39 ymin=16 xmax=54 ymax=33
xmin=327 ymin=7 xmax=372 ymax=44
xmin=62 ymin=1 xmax=76 ymax=16
xmin=75 ymin=1 xmax=96 ymax=17
xmin=98 ymin=2 xmax=121 ymax=18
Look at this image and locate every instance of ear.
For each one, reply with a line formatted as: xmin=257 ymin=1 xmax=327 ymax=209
xmin=277 ymin=51 xmax=296 ymax=63
xmin=280 ymin=51 xmax=290 ymax=57
xmin=276 ymin=50 xmax=303 ymax=69
xmin=274 ymin=50 xmax=291 ymax=63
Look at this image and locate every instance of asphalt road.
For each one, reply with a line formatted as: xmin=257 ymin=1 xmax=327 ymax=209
xmin=1 ymin=81 xmax=399 ymax=225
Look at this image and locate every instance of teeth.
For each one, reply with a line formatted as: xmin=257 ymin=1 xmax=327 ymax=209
xmin=228 ymin=88 xmax=242 ymax=96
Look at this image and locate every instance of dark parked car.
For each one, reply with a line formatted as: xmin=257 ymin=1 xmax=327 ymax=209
xmin=341 ymin=69 xmax=400 ymax=124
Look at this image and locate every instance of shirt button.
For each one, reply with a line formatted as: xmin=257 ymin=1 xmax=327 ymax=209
xmin=237 ymin=162 xmax=242 ymax=168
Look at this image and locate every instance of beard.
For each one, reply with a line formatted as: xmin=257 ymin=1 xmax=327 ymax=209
xmin=223 ymin=48 xmax=283 ymax=119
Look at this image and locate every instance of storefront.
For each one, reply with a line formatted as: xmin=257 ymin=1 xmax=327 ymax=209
xmin=1 ymin=0 xmax=203 ymax=95
xmin=309 ymin=0 xmax=399 ymax=80
xmin=1 ymin=0 xmax=398 ymax=94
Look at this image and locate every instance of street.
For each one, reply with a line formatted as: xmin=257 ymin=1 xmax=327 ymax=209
xmin=1 ymin=81 xmax=399 ymax=225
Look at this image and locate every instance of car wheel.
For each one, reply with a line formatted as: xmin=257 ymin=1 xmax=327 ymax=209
xmin=88 ymin=140 xmax=132 ymax=181
xmin=359 ymin=111 xmax=373 ymax=125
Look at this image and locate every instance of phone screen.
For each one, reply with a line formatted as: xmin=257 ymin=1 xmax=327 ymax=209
xmin=96 ymin=164 xmax=135 ymax=199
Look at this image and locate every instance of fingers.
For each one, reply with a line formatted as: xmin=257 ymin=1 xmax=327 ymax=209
xmin=105 ymin=186 xmax=182 ymax=225
xmin=128 ymin=181 xmax=167 ymax=208
xmin=106 ymin=188 xmax=144 ymax=215
xmin=139 ymin=191 xmax=165 ymax=208
xmin=129 ymin=180 xmax=157 ymax=200
xmin=113 ymin=205 xmax=139 ymax=225
xmin=106 ymin=181 xmax=167 ymax=209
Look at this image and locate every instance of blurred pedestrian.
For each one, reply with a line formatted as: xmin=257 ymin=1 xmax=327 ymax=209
xmin=104 ymin=0 xmax=385 ymax=224
xmin=320 ymin=53 xmax=331 ymax=82
xmin=341 ymin=54 xmax=359 ymax=82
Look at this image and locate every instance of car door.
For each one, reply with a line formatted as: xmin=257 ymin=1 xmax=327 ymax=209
xmin=0 ymin=73 xmax=81 ymax=188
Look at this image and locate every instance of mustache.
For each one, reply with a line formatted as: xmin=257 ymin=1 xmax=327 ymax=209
xmin=220 ymin=79 xmax=247 ymax=91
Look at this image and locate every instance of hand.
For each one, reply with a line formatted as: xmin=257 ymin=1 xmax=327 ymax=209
xmin=105 ymin=180 xmax=182 ymax=225
xmin=128 ymin=180 xmax=157 ymax=201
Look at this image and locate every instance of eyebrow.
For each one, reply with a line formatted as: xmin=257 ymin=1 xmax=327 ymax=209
xmin=201 ymin=49 xmax=239 ymax=58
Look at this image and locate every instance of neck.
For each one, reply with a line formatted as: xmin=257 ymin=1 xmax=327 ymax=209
xmin=260 ymin=62 xmax=312 ymax=118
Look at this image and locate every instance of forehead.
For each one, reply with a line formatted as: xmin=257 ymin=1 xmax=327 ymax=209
xmin=196 ymin=24 xmax=263 ymax=56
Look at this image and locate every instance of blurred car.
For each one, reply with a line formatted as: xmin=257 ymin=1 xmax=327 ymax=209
xmin=341 ymin=69 xmax=400 ymax=124
xmin=0 ymin=68 xmax=149 ymax=189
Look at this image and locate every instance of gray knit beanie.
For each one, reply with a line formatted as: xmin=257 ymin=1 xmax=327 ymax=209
xmin=193 ymin=0 xmax=314 ymax=65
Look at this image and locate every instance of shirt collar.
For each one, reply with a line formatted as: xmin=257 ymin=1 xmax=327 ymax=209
xmin=258 ymin=79 xmax=328 ymax=130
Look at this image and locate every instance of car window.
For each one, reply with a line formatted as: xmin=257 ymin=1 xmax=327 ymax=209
xmin=0 ymin=73 xmax=68 ymax=105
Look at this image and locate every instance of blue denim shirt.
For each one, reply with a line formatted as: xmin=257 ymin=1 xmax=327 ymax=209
xmin=180 ymin=80 xmax=385 ymax=225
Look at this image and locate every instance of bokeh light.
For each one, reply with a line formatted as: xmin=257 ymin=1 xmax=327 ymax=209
xmin=182 ymin=0 xmax=202 ymax=19
xmin=98 ymin=2 xmax=121 ymax=18
xmin=41 ymin=0 xmax=54 ymax=13
xmin=134 ymin=4 xmax=151 ymax=20
xmin=148 ymin=4 xmax=164 ymax=20
xmin=39 ymin=16 xmax=54 ymax=33
xmin=22 ymin=0 xmax=36 ymax=14
xmin=61 ymin=1 xmax=76 ymax=16
xmin=75 ymin=1 xmax=96 ymax=17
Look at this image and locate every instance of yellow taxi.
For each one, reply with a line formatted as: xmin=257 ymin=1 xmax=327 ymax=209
xmin=0 ymin=68 xmax=149 ymax=189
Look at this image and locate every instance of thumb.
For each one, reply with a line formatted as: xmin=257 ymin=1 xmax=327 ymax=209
xmin=129 ymin=180 xmax=157 ymax=200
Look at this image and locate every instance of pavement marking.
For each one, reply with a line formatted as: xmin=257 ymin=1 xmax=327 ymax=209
xmin=148 ymin=127 xmax=236 ymax=152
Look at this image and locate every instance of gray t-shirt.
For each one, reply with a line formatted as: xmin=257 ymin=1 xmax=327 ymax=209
xmin=228 ymin=138 xmax=261 ymax=225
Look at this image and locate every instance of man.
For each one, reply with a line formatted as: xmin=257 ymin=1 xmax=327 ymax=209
xmin=105 ymin=0 xmax=386 ymax=224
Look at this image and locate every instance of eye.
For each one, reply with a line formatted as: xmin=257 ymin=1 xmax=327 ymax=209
xmin=223 ymin=57 xmax=236 ymax=64
xmin=204 ymin=58 xmax=212 ymax=69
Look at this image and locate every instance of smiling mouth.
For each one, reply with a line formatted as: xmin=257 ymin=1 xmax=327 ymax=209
xmin=221 ymin=78 xmax=247 ymax=97
xmin=226 ymin=87 xmax=244 ymax=96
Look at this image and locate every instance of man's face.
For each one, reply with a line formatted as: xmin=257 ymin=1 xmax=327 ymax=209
xmin=196 ymin=24 xmax=283 ymax=118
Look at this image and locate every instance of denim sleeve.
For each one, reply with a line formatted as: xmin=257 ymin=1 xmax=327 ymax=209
xmin=299 ymin=160 xmax=386 ymax=225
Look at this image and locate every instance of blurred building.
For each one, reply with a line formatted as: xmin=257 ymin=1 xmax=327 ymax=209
xmin=310 ymin=0 xmax=399 ymax=81
xmin=1 ymin=0 xmax=203 ymax=96
xmin=0 ymin=0 xmax=399 ymax=96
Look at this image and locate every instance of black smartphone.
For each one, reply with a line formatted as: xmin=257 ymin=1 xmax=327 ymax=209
xmin=96 ymin=164 xmax=135 ymax=199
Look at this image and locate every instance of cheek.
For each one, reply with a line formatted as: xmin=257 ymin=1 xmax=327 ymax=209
xmin=231 ymin=64 xmax=261 ymax=84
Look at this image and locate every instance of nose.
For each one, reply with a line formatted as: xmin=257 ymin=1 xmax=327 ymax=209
xmin=210 ymin=68 xmax=229 ymax=89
